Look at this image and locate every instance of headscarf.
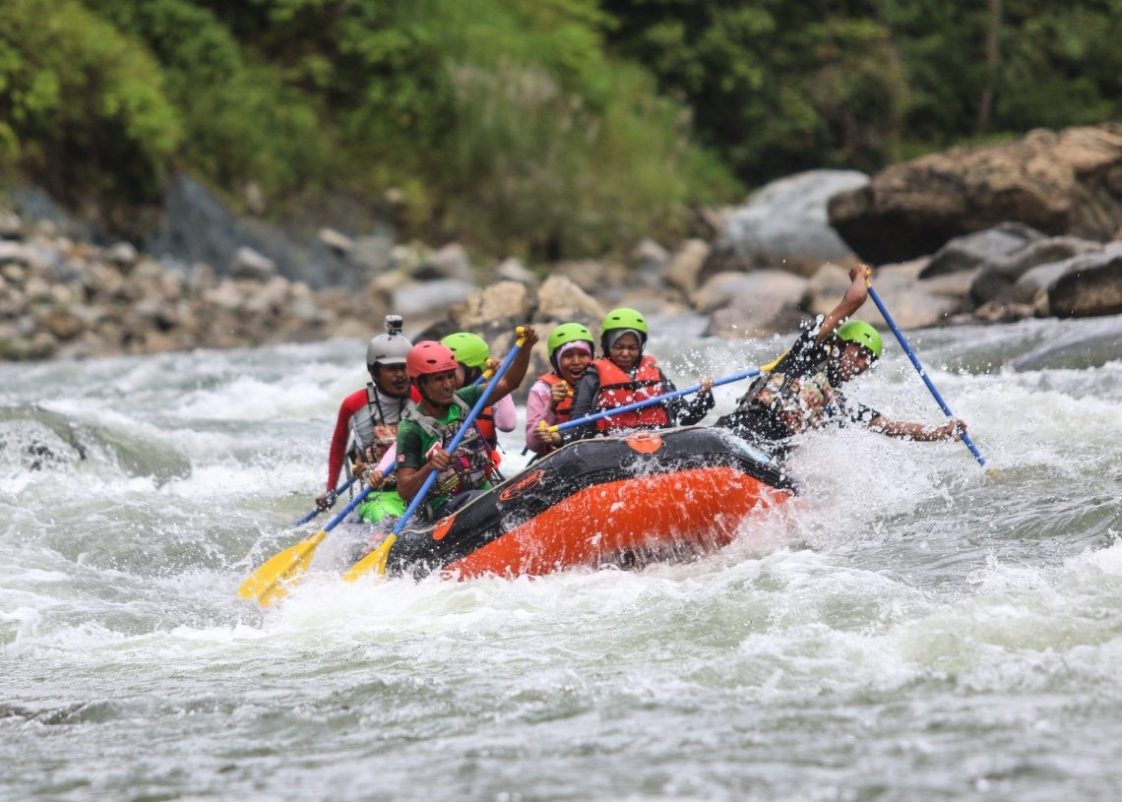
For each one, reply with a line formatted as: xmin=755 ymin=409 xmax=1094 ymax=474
xmin=605 ymin=328 xmax=642 ymax=353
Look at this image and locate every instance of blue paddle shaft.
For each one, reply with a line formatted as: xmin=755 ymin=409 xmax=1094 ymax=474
xmin=555 ymin=367 xmax=760 ymax=433
xmin=866 ymin=285 xmax=987 ymax=467
xmin=294 ymin=475 xmax=358 ymax=526
xmin=392 ymin=338 xmax=524 ymax=535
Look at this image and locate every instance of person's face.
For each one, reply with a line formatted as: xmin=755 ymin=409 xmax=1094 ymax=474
xmin=558 ymin=347 xmax=592 ymax=383
xmin=837 ymin=342 xmax=874 ymax=381
xmin=608 ymin=333 xmax=641 ymax=370
xmin=417 ymin=369 xmax=459 ymax=406
xmin=373 ymin=363 xmax=410 ymax=398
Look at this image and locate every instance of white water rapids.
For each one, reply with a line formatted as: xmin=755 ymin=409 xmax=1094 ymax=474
xmin=2 ymin=315 xmax=1122 ymax=801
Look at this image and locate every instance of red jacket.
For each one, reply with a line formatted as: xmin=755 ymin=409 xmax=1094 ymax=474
xmin=592 ymin=356 xmax=670 ymax=432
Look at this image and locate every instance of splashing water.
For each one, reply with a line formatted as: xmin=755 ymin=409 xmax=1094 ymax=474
xmin=3 ymin=316 xmax=1122 ymax=801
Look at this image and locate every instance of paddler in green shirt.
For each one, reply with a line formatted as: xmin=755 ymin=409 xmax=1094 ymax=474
xmin=396 ymin=328 xmax=539 ymax=521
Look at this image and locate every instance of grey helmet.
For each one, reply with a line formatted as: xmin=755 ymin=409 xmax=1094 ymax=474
xmin=366 ymin=315 xmax=412 ymax=371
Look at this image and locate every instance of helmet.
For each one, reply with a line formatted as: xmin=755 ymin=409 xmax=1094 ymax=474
xmin=548 ymin=322 xmax=594 ymax=354
xmin=835 ymin=320 xmax=883 ymax=360
xmin=441 ymin=332 xmax=490 ymax=370
xmin=547 ymin=322 xmax=594 ymax=369
xmin=406 ymin=341 xmax=459 ymax=380
xmin=600 ymin=307 xmax=648 ymax=351
xmin=366 ymin=332 xmax=413 ymax=368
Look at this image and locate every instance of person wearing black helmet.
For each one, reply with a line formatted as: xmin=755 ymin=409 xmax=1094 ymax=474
xmin=715 ymin=264 xmax=967 ymax=453
xmin=317 ymin=315 xmax=413 ymax=520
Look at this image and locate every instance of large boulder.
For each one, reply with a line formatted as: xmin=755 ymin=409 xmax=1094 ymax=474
xmin=829 ymin=123 xmax=1122 ymax=264
xmin=1046 ymin=250 xmax=1122 ymax=318
xmin=700 ymin=169 xmax=867 ymax=283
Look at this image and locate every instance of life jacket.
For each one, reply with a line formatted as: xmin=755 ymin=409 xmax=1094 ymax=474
xmin=746 ymin=362 xmax=841 ymax=436
xmin=475 ymin=406 xmax=497 ymax=445
xmin=349 ymin=384 xmax=409 ymax=476
xmin=592 ymin=356 xmax=670 ymax=432
xmin=406 ymin=395 xmax=495 ymax=519
xmin=538 ymin=372 xmax=575 ymax=424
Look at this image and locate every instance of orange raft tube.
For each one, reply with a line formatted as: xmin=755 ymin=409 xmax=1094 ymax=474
xmin=378 ymin=426 xmax=795 ymax=580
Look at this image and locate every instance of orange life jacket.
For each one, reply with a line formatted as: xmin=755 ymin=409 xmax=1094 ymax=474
xmin=593 ymin=356 xmax=670 ymax=432
xmin=538 ymin=372 xmax=575 ymax=424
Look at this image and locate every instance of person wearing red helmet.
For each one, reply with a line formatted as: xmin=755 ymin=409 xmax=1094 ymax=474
xmin=317 ymin=315 xmax=413 ymax=522
xmin=395 ymin=327 xmax=539 ymax=521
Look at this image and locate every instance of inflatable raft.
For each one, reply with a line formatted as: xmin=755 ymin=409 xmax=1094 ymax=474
xmin=362 ymin=426 xmax=794 ymax=580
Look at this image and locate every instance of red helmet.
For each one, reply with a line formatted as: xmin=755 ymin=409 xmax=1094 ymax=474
xmin=406 ymin=341 xmax=458 ymax=380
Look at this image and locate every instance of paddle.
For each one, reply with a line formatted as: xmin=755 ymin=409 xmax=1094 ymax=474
xmin=237 ymin=464 xmax=394 ymax=606
xmin=292 ymin=475 xmax=357 ymax=527
xmin=865 ymin=282 xmax=989 ymax=469
xmin=550 ymin=367 xmax=761 ymax=434
xmin=343 ymin=329 xmax=528 ymax=582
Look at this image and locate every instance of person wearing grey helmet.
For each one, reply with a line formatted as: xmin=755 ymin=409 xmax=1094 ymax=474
xmin=317 ymin=315 xmax=414 ymax=520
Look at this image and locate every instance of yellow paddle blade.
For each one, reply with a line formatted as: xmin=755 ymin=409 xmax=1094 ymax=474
xmin=759 ymin=350 xmax=787 ymax=373
xmin=237 ymin=529 xmax=328 ymax=607
xmin=342 ymin=534 xmax=397 ymax=583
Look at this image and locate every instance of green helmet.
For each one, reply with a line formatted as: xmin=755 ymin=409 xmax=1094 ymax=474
xmin=547 ymin=322 xmax=594 ymax=355
xmin=835 ymin=320 xmax=883 ymax=360
xmin=440 ymin=332 xmax=490 ymax=370
xmin=547 ymin=322 xmax=594 ymax=371
xmin=600 ymin=307 xmax=648 ymax=351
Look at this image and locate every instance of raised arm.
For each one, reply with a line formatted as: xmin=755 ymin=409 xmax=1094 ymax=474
xmin=485 ymin=327 xmax=540 ymax=402
xmin=818 ymin=263 xmax=873 ymax=343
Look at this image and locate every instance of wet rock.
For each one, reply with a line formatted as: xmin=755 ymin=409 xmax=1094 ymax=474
xmin=661 ymin=239 xmax=710 ymax=296
xmin=830 ymin=123 xmax=1122 ymax=263
xmin=494 ymin=257 xmax=537 ymax=286
xmin=535 ymin=275 xmax=603 ymax=324
xmin=229 ymin=246 xmax=276 ymax=280
xmin=452 ymin=281 xmax=532 ymax=330
xmin=921 ymin=223 xmax=1045 ymax=278
xmin=702 ymin=169 xmax=866 ymax=282
xmin=392 ymin=278 xmax=476 ymax=316
xmin=319 ymin=228 xmax=353 ymax=256
xmin=1047 ymin=252 xmax=1122 ymax=317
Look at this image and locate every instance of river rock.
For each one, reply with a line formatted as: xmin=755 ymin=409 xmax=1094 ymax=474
xmin=229 ymin=246 xmax=276 ymax=280
xmin=830 ymin=123 xmax=1122 ymax=264
xmin=920 ymin=223 xmax=1045 ymax=278
xmin=391 ymin=278 xmax=476 ymax=316
xmin=701 ymin=169 xmax=867 ymax=283
xmin=699 ymin=270 xmax=810 ymax=339
xmin=661 ymin=239 xmax=710 ymax=295
xmin=535 ymin=275 xmax=603 ymax=324
xmin=452 ymin=280 xmax=532 ymax=330
xmin=1047 ymin=251 xmax=1122 ymax=317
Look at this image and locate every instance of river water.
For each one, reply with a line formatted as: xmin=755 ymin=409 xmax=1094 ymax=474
xmin=2 ymin=315 xmax=1121 ymax=802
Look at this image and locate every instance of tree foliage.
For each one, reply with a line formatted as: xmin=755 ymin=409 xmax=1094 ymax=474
xmin=1 ymin=0 xmax=1120 ymax=259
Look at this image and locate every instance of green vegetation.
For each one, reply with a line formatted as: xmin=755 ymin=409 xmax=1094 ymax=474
xmin=2 ymin=0 xmax=1121 ymax=261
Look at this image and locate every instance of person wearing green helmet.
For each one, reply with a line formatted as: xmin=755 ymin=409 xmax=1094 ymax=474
xmin=564 ymin=307 xmax=715 ymax=442
xmin=525 ymin=322 xmax=596 ymax=455
xmin=716 ymin=263 xmax=967 ymax=451
xmin=440 ymin=331 xmax=518 ymax=450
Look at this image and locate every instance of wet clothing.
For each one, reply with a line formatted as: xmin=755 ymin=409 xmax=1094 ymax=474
xmin=325 ymin=383 xmax=410 ymax=492
xmin=564 ymin=355 xmax=714 ymax=443
xmin=356 ymin=490 xmax=407 ymax=525
xmin=396 ymin=385 xmax=495 ymax=521
xmin=524 ymin=372 xmax=575 ymax=455
xmin=715 ymin=322 xmax=879 ymax=443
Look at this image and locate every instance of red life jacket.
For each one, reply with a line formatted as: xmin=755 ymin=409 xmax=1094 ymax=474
xmin=538 ymin=372 xmax=575 ymax=424
xmin=475 ymin=406 xmax=497 ymax=445
xmin=593 ymin=356 xmax=670 ymax=432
